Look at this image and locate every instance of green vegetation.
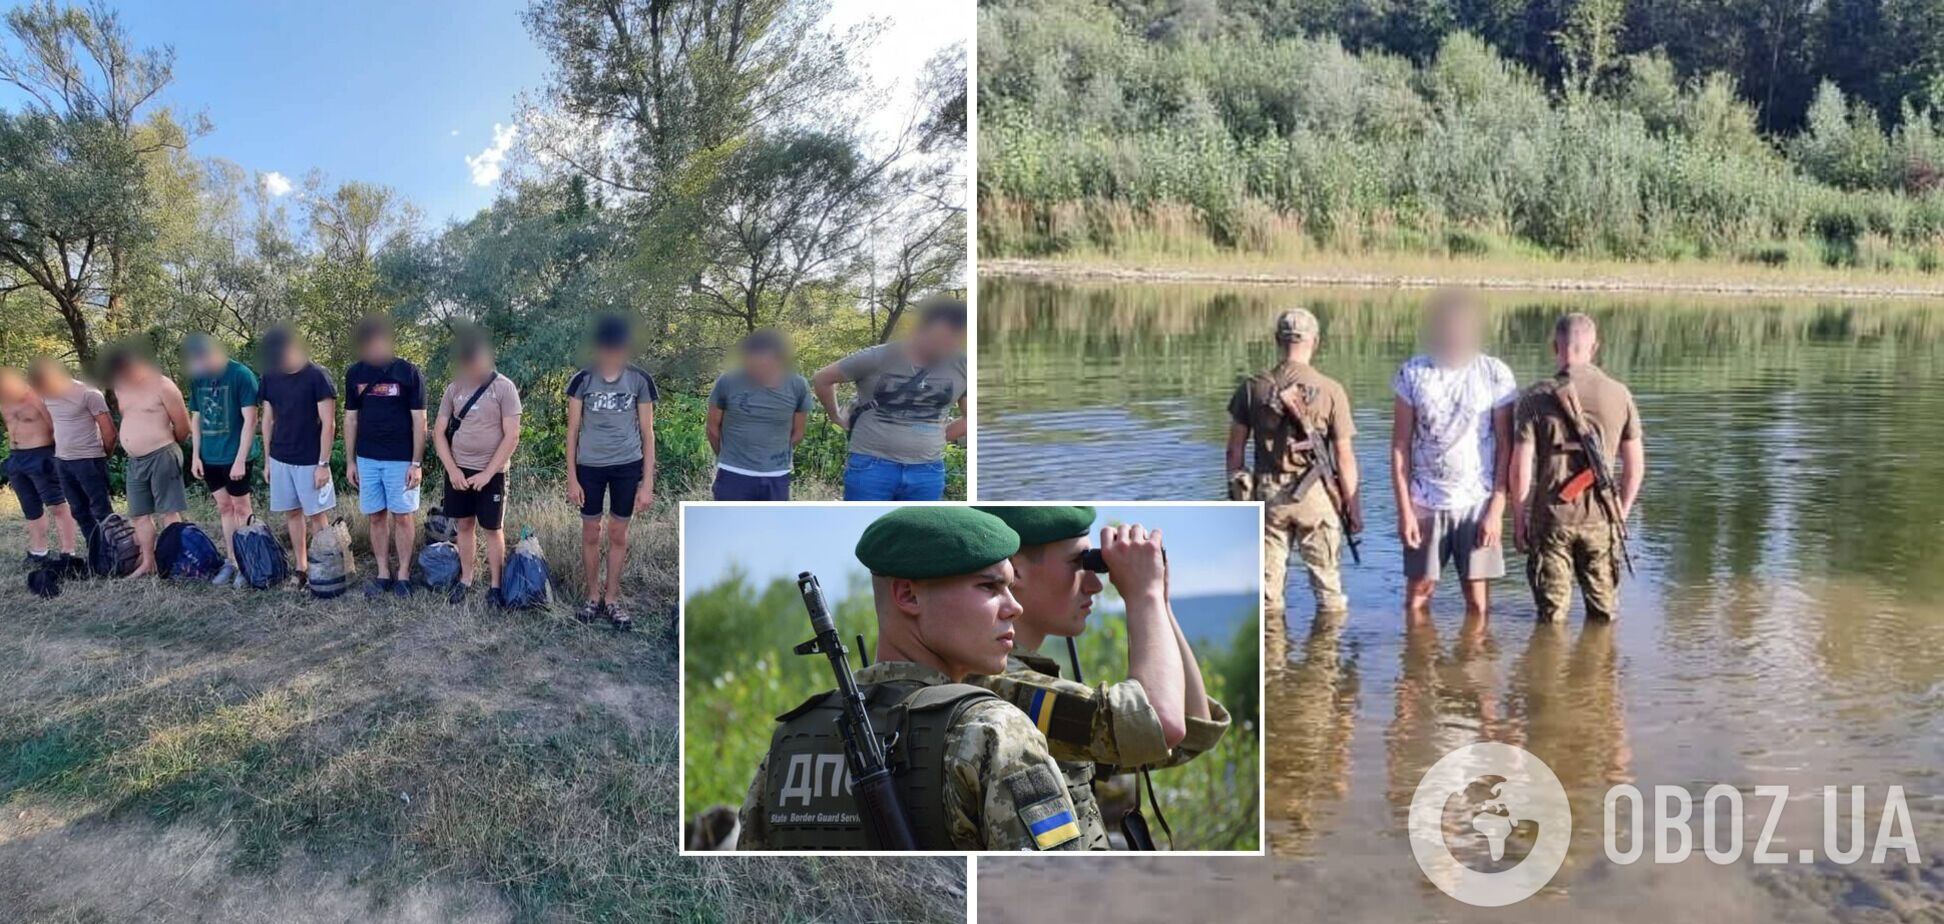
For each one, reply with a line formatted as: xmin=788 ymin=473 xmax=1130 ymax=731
xmin=683 ymin=570 xmax=1260 ymax=852
xmin=979 ymin=0 xmax=1944 ymax=274
xmin=0 ymin=0 xmax=967 ymax=496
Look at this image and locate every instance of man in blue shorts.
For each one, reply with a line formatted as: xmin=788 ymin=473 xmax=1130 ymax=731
xmin=344 ymin=316 xmax=427 ymax=598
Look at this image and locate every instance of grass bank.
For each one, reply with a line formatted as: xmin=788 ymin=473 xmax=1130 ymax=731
xmin=0 ymin=486 xmax=963 ymax=923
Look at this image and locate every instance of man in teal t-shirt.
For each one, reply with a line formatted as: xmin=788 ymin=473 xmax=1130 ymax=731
xmin=186 ymin=334 xmax=261 ymax=587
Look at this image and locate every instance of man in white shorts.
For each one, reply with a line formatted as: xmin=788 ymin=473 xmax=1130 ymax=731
xmin=1389 ymin=288 xmax=1517 ymax=623
xmin=257 ymin=327 xmax=339 ymax=588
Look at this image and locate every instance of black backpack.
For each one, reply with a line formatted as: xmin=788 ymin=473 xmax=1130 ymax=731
xmin=235 ymin=519 xmax=290 ymax=590
xmin=88 ymin=514 xmax=140 ymax=578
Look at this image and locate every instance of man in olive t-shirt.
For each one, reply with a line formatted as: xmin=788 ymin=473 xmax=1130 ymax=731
xmin=811 ymin=297 xmax=967 ymax=501
xmin=1510 ymin=313 xmax=1645 ymax=622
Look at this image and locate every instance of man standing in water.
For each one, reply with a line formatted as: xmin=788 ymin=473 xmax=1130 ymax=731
xmin=433 ymin=329 xmax=522 ymax=606
xmin=565 ymin=315 xmax=656 ymax=628
xmin=32 ymin=359 xmax=116 ymax=554
xmin=186 ymin=335 xmax=260 ymax=588
xmin=1226 ymin=309 xmax=1362 ymax=614
xmin=812 ymin=296 xmax=968 ymax=501
xmin=1390 ymin=289 xmax=1517 ymax=623
xmin=707 ymin=330 xmax=811 ymax=501
xmin=1 ymin=366 xmax=79 ymax=570
xmin=1510 ymin=313 xmax=1645 ymax=622
xmin=344 ymin=317 xmax=428 ymax=599
xmin=107 ymin=349 xmax=192 ymax=577
xmin=968 ymin=505 xmax=1230 ymax=850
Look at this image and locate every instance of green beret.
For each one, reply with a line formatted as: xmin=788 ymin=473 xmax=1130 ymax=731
xmin=973 ymin=506 xmax=1096 ymax=547
xmin=856 ymin=507 xmax=1021 ymax=580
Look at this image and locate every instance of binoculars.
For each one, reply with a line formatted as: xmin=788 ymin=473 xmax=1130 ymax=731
xmin=1078 ymin=548 xmax=1108 ymax=573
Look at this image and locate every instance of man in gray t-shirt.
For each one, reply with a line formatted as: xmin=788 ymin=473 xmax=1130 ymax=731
xmin=707 ymin=331 xmax=811 ymax=501
xmin=813 ymin=297 xmax=967 ymax=501
xmin=565 ymin=315 xmax=659 ymax=630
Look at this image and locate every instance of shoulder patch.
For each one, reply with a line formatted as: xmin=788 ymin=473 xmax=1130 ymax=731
xmin=1019 ymin=686 xmax=1098 ymax=747
xmin=1004 ymin=764 xmax=1079 ymax=850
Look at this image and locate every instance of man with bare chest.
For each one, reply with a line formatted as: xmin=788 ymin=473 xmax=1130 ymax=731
xmin=108 ymin=349 xmax=191 ymax=577
xmin=1 ymin=366 xmax=79 ymax=568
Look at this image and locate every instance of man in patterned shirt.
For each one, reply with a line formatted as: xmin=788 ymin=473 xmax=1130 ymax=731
xmin=1389 ymin=288 xmax=1518 ymax=624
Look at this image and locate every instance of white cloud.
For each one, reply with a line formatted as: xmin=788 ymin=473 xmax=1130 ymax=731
xmin=261 ymin=171 xmax=293 ymax=197
xmin=464 ymin=123 xmax=519 ymax=187
xmin=449 ymin=129 xmax=459 ymax=136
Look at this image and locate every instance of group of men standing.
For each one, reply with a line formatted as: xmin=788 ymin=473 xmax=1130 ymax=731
xmin=1229 ymin=288 xmax=1647 ymax=623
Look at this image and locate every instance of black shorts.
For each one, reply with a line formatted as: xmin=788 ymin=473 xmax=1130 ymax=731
xmin=200 ymin=457 xmax=257 ymax=497
xmin=444 ymin=467 xmax=507 ymax=530
xmin=576 ymin=462 xmax=642 ymax=519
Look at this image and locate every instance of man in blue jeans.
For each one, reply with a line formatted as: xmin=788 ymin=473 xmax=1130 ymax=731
xmin=707 ymin=330 xmax=811 ymax=501
xmin=344 ymin=316 xmax=427 ymax=599
xmin=813 ymin=297 xmax=967 ymax=501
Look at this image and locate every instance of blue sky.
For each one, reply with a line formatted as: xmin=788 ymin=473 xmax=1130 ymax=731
xmin=684 ymin=504 xmax=1261 ymax=608
xmin=0 ymin=0 xmax=962 ymax=224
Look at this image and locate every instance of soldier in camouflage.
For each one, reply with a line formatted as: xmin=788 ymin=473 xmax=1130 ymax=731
xmin=968 ymin=506 xmax=1232 ymax=849
xmin=1227 ymin=309 xmax=1364 ymax=614
xmin=1510 ymin=313 xmax=1645 ymax=622
xmin=737 ymin=506 xmax=1084 ymax=851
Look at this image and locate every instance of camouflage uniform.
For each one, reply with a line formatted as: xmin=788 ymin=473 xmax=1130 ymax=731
xmin=738 ymin=660 xmax=1085 ymax=851
xmin=1230 ymin=361 xmax=1358 ymax=612
xmin=1513 ymin=365 xmax=1641 ymax=622
xmin=971 ymin=651 xmax=1233 ymax=849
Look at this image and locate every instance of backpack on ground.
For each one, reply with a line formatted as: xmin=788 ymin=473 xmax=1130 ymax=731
xmin=87 ymin=514 xmax=140 ymax=578
xmin=499 ymin=534 xmax=553 ymax=609
xmin=27 ymin=563 xmax=60 ymax=598
xmin=418 ymin=541 xmax=462 ymax=591
xmin=307 ymin=519 xmax=358 ymax=599
xmin=235 ymin=519 xmax=290 ymax=590
xmin=424 ymin=506 xmax=457 ymax=545
xmin=157 ymin=522 xmax=222 ymax=581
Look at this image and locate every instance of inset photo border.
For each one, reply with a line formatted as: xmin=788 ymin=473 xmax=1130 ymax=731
xmin=678 ymin=501 xmax=1266 ymax=857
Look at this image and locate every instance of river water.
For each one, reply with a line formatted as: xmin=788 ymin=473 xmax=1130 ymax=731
xmin=976 ymin=277 xmax=1944 ymax=922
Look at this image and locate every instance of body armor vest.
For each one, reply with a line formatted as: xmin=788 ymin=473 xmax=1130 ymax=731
xmin=759 ymin=679 xmax=996 ymax=850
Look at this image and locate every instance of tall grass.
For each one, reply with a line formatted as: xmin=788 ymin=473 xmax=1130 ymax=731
xmin=978 ymin=2 xmax=1944 ymax=273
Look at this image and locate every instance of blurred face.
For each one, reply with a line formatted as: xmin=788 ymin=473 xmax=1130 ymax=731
xmin=595 ymin=343 xmax=627 ymax=370
xmin=462 ymin=347 xmax=494 ymax=377
xmin=281 ymin=342 xmax=305 ymax=373
xmin=360 ymin=332 xmax=395 ymax=364
xmin=31 ymin=363 xmax=70 ymax=394
xmin=116 ymin=359 xmax=155 ymax=387
xmin=1428 ymin=304 xmax=1482 ymax=363
xmin=0 ymin=368 xmax=26 ymax=403
xmin=1011 ymin=537 xmax=1104 ymax=641
xmin=189 ymin=350 xmax=222 ymax=378
xmin=741 ymin=347 xmax=784 ymax=382
xmin=910 ymin=319 xmax=965 ymax=361
xmin=905 ymin=562 xmax=1024 ymax=678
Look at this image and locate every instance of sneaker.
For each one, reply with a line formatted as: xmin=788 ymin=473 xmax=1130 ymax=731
xmin=366 ymin=578 xmax=394 ymax=599
xmin=448 ymin=581 xmax=470 ymax=605
xmin=212 ymin=561 xmax=238 ymax=586
xmin=575 ymin=599 xmax=607 ymax=624
xmin=26 ymin=551 xmax=52 ymax=570
xmin=486 ymin=586 xmax=505 ymax=609
xmin=291 ymin=570 xmax=309 ymax=591
xmin=390 ymin=579 xmax=412 ymax=599
xmin=231 ymin=568 xmax=249 ymax=589
xmin=606 ymin=602 xmax=634 ymax=633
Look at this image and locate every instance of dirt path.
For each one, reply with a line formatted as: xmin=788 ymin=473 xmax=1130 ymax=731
xmin=980 ymin=257 xmax=1944 ymax=299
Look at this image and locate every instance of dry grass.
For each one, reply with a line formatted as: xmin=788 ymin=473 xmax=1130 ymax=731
xmin=0 ymin=482 xmax=963 ymax=923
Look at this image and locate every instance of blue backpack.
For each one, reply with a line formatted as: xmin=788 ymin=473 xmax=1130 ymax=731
xmin=157 ymin=522 xmax=222 ymax=580
xmin=418 ymin=541 xmax=462 ymax=591
xmin=235 ymin=520 xmax=290 ymax=590
xmin=499 ymin=535 xmax=552 ymax=609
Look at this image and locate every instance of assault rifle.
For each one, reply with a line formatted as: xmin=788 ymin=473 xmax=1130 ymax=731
xmin=795 ymin=572 xmax=918 ymax=850
xmin=1279 ymin=387 xmax=1363 ymax=565
xmin=1554 ymin=384 xmax=1634 ymax=576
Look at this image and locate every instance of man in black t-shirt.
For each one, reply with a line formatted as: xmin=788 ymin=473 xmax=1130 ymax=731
xmin=344 ymin=316 xmax=427 ymax=598
xmin=258 ymin=327 xmax=339 ymax=587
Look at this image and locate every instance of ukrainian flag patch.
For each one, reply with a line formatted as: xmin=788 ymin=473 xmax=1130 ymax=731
xmin=1016 ymin=791 xmax=1081 ymax=850
xmin=1028 ymin=688 xmax=1053 ymax=734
